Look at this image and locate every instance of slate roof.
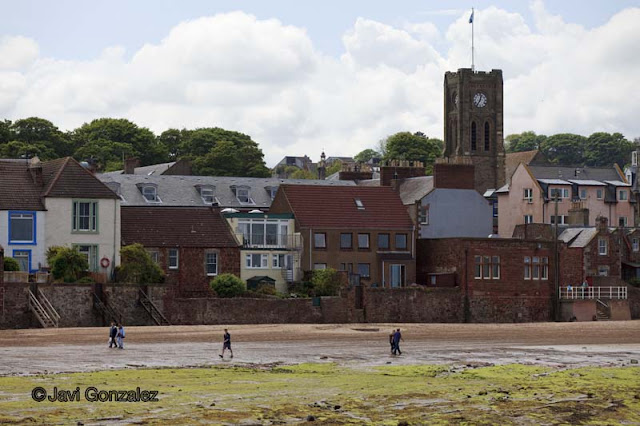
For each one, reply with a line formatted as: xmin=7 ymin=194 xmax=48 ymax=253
xmin=274 ymin=185 xmax=413 ymax=230
xmin=121 ymin=207 xmax=239 ymax=248
xmin=0 ymin=160 xmax=45 ymax=210
xmin=505 ymin=150 xmax=547 ymax=182
xmin=559 ymin=228 xmax=599 ymax=248
xmin=97 ymin=174 xmax=356 ymax=209
xmin=528 ymin=165 xmax=622 ymax=182
xmin=396 ymin=176 xmax=434 ymax=205
xmin=0 ymin=157 xmax=117 ymax=210
xmin=102 ymin=161 xmax=177 ymax=176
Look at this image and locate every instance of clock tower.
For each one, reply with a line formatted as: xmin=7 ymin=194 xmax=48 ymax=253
xmin=443 ymin=68 xmax=505 ymax=193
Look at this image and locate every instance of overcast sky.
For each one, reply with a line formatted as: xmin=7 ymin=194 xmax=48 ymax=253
xmin=1 ymin=0 xmax=638 ymax=166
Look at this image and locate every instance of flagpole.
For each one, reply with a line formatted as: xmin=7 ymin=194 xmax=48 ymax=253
xmin=471 ymin=7 xmax=475 ymax=72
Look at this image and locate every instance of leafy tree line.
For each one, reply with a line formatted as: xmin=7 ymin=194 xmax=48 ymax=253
xmin=0 ymin=117 xmax=270 ymax=177
xmin=506 ymin=131 xmax=639 ymax=167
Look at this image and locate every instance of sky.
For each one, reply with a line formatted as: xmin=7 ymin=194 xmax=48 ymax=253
xmin=1 ymin=0 xmax=639 ymax=166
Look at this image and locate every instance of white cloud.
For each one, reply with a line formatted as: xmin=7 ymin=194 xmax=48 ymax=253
xmin=0 ymin=4 xmax=639 ymax=166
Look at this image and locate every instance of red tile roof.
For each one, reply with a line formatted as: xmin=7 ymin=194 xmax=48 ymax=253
xmin=0 ymin=160 xmax=45 ymax=210
xmin=275 ymin=185 xmax=413 ymax=229
xmin=42 ymin=157 xmax=118 ymax=199
xmin=121 ymin=207 xmax=239 ymax=247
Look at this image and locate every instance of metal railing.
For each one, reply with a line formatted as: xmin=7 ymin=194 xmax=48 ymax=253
xmin=559 ymin=286 xmax=627 ymax=300
xmin=235 ymin=233 xmax=302 ymax=250
xmin=37 ymin=289 xmax=60 ymax=326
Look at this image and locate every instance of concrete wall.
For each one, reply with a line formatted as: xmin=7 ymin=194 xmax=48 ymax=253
xmin=44 ymin=197 xmax=120 ymax=275
xmin=561 ymin=300 xmax=596 ymax=322
xmin=609 ymin=300 xmax=631 ymax=320
xmin=0 ymin=211 xmax=46 ymax=272
xmin=419 ymin=189 xmax=493 ymax=238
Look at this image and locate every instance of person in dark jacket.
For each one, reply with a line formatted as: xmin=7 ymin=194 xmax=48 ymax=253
xmin=109 ymin=322 xmax=117 ymax=348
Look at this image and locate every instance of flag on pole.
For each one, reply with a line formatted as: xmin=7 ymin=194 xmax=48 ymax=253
xmin=469 ymin=10 xmax=474 ymax=24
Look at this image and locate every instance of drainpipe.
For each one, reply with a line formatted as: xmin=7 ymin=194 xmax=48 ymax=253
xmin=554 ymin=195 xmax=560 ymax=321
xmin=309 ymin=228 xmax=312 ymax=270
xmin=464 ymin=247 xmax=470 ymax=323
xmin=112 ymin=200 xmax=117 ymax=279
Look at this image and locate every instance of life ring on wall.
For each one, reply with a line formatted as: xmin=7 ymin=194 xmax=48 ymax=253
xmin=100 ymin=257 xmax=111 ymax=268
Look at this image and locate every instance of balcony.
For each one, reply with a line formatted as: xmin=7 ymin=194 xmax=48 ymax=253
xmin=236 ymin=233 xmax=302 ymax=250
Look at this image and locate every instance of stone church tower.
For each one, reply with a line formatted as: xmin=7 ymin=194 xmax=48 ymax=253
xmin=443 ymin=68 xmax=505 ymax=193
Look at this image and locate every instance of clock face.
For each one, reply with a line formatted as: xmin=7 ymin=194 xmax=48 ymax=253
xmin=473 ymin=92 xmax=487 ymax=108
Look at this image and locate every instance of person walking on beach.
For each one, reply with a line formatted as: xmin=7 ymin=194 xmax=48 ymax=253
xmin=219 ymin=328 xmax=233 ymax=359
xmin=392 ymin=328 xmax=404 ymax=355
xmin=116 ymin=324 xmax=125 ymax=349
xmin=109 ymin=322 xmax=118 ymax=348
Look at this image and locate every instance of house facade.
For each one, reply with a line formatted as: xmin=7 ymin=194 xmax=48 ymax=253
xmin=269 ymin=185 xmax=416 ymax=287
xmin=0 ymin=157 xmax=121 ymax=275
xmin=121 ymin=207 xmax=240 ymax=295
xmin=223 ymin=212 xmax=301 ymax=293
xmin=498 ymin=163 xmax=632 ymax=237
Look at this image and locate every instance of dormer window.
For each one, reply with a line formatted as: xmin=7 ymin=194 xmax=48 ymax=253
xmin=137 ymin=183 xmax=161 ymax=203
xmin=265 ymin=186 xmax=279 ymax=200
xmin=355 ymin=198 xmax=364 ymax=210
xmin=196 ymin=185 xmax=217 ymax=205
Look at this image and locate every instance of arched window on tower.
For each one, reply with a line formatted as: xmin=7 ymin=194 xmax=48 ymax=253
xmin=484 ymin=121 xmax=490 ymax=151
xmin=471 ymin=122 xmax=477 ymax=151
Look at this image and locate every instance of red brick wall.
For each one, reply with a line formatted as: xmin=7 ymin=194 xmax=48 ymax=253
xmin=629 ymin=286 xmax=640 ymax=319
xmin=338 ymin=171 xmax=373 ymax=181
xmin=583 ymin=230 xmax=622 ymax=278
xmin=433 ymin=163 xmax=475 ymax=190
xmin=363 ymin=287 xmax=463 ymax=322
xmin=559 ymin=245 xmax=584 ymax=285
xmin=380 ymin=166 xmax=426 ymax=186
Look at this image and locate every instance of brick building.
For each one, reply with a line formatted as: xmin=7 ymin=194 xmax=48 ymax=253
xmin=270 ymin=185 xmax=416 ymax=287
xmin=121 ymin=207 xmax=240 ymax=296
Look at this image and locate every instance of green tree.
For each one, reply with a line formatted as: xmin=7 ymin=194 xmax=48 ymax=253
xmin=583 ymin=132 xmax=634 ymax=167
xmin=540 ymin=133 xmax=587 ymax=165
xmin=116 ymin=244 xmax=164 ymax=284
xmin=3 ymin=257 xmax=20 ymax=271
xmin=71 ymin=118 xmax=168 ymax=168
xmin=290 ymin=168 xmax=318 ymax=179
xmin=50 ymin=247 xmax=89 ymax=283
xmin=158 ymin=128 xmax=186 ymax=160
xmin=383 ymin=131 xmax=442 ymax=174
xmin=354 ymin=148 xmax=380 ymax=163
xmin=505 ymin=131 xmax=547 ymax=153
xmin=311 ymin=268 xmax=341 ymax=297
xmin=0 ymin=140 xmax=56 ymax=160
xmin=10 ymin=117 xmax=72 ymax=158
xmin=210 ymin=273 xmax=245 ymax=297
xmin=325 ymin=160 xmax=343 ymax=176
xmin=0 ymin=119 xmax=11 ymax=144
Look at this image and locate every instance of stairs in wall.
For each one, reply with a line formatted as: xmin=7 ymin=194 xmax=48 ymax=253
xmin=28 ymin=290 xmax=60 ymax=328
xmin=92 ymin=293 xmax=123 ymax=325
xmin=596 ymin=299 xmax=610 ymax=321
xmin=139 ymin=289 xmax=170 ymax=326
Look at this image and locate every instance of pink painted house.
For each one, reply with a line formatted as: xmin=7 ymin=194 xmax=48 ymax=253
xmin=498 ymin=163 xmax=633 ymax=237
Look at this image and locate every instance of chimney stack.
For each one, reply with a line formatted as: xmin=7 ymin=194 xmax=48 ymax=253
xmin=124 ymin=158 xmax=140 ymax=174
xmin=380 ymin=160 xmax=425 ymax=186
xmin=433 ymin=158 xmax=475 ymax=190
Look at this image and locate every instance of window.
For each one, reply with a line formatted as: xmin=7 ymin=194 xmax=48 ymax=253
xmin=314 ymin=233 xmax=326 ymax=249
xmin=199 ymin=187 xmax=215 ymax=204
xmin=390 ymin=264 xmax=405 ymax=288
xmin=579 ymin=189 xmax=587 ymax=200
xmin=420 ymin=204 xmax=430 ymax=225
xmin=596 ymin=189 xmax=603 ymax=200
xmin=238 ymin=219 xmax=289 ymax=247
xmin=395 ymin=234 xmax=408 ymax=250
xmin=598 ymin=265 xmax=609 ymax=277
xmin=168 ymin=249 xmax=179 ymax=269
xmin=205 ymin=251 xmax=218 ymax=276
xmin=550 ymin=215 xmax=568 ymax=225
xmin=619 ymin=217 xmax=628 ymax=227
xmin=471 ymin=121 xmax=477 ymax=151
xmin=357 ymin=263 xmax=370 ymax=278
xmin=619 ymin=190 xmax=628 ymax=201
xmin=484 ymin=121 xmax=490 ymax=151
xmin=142 ymin=186 xmax=160 ymax=202
xmin=339 ymin=263 xmax=353 ymax=273
xmin=246 ymin=253 xmax=268 ymax=268
xmin=340 ymin=233 xmax=352 ymax=249
xmin=73 ymin=201 xmax=98 ymax=232
xmin=475 ymin=255 xmax=500 ymax=279
xmin=13 ymin=250 xmax=30 ymax=272
xmin=236 ymin=187 xmax=253 ymax=204
xmin=378 ymin=234 xmax=390 ymax=250
xmin=273 ymin=254 xmax=287 ymax=268
xmin=147 ymin=250 xmax=159 ymax=264
xmin=550 ymin=188 xmax=569 ymax=199
xmin=354 ymin=198 xmax=365 ymax=210
xmin=9 ymin=212 xmax=35 ymax=244
xmin=492 ymin=201 xmax=498 ymax=218
xmin=523 ymin=188 xmax=533 ymax=202
xmin=524 ymin=215 xmax=533 ymax=224
xmin=266 ymin=186 xmax=278 ymax=200
xmin=633 ymin=238 xmax=639 ymax=252
xmin=598 ymin=238 xmax=607 ymax=255
xmin=358 ymin=233 xmax=370 ymax=249
xmin=524 ymin=256 xmax=548 ymax=280
xmin=313 ymin=263 xmax=327 ymax=270
xmin=75 ymin=245 xmax=98 ymax=271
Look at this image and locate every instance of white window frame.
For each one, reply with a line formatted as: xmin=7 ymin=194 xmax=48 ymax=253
xmin=245 ymin=253 xmax=268 ymax=269
xmin=358 ymin=233 xmax=370 ymax=249
xmin=273 ymin=253 xmax=285 ymax=268
xmin=313 ymin=263 xmax=327 ymax=270
xmin=200 ymin=187 xmax=215 ymax=204
xmin=598 ymin=265 xmax=609 ymax=276
xmin=523 ymin=188 xmax=533 ymax=202
xmin=314 ymin=233 xmax=326 ymax=249
xmin=619 ymin=216 xmax=628 ymax=227
xmin=598 ymin=238 xmax=607 ymax=256
xmin=596 ymin=189 xmax=604 ymax=200
xmin=633 ymin=238 xmax=639 ymax=252
xmin=550 ymin=188 xmax=569 ymax=199
xmin=579 ymin=189 xmax=587 ymax=200
xmin=524 ymin=215 xmax=533 ymax=224
xmin=205 ymin=251 xmax=218 ymax=276
xmin=475 ymin=255 xmax=500 ymax=280
xmin=73 ymin=200 xmax=98 ymax=232
xmin=474 ymin=255 xmax=482 ymax=279
xmin=9 ymin=212 xmax=35 ymax=243
xmin=524 ymin=256 xmax=531 ymax=280
xmin=147 ymin=249 xmax=159 ymax=264
xmin=390 ymin=264 xmax=405 ymax=288
xmin=142 ymin=186 xmax=161 ymax=203
xmin=619 ymin=190 xmax=628 ymax=201
xmin=168 ymin=248 xmax=179 ymax=269
xmin=74 ymin=244 xmax=98 ymax=272
xmin=236 ymin=187 xmax=254 ymax=204
xmin=357 ymin=263 xmax=370 ymax=278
